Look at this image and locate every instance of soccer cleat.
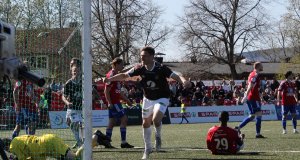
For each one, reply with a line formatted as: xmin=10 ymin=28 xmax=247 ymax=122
xmin=293 ymin=129 xmax=299 ymax=134
xmin=104 ymin=144 xmax=116 ymax=148
xmin=255 ymin=134 xmax=265 ymax=138
xmin=94 ymin=130 xmax=115 ymax=148
xmin=155 ymin=136 xmax=161 ymax=152
xmin=282 ymin=129 xmax=287 ymax=134
xmin=121 ymin=142 xmax=134 ymax=148
xmin=141 ymin=148 xmax=152 ymax=160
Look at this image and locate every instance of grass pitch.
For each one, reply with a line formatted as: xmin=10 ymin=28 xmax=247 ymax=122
xmin=2 ymin=121 xmax=300 ymax=159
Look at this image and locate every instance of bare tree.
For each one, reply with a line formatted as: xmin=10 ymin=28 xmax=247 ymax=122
xmin=0 ymin=0 xmax=24 ymax=28
xmin=282 ymin=0 xmax=300 ymax=54
xmin=0 ymin=0 xmax=81 ymax=29
xmin=179 ymin=0 xmax=268 ymax=79
xmin=91 ymin=0 xmax=171 ymax=68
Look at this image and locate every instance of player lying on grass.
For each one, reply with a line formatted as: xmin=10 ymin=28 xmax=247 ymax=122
xmin=206 ymin=111 xmax=245 ymax=155
xmin=0 ymin=130 xmax=112 ymax=160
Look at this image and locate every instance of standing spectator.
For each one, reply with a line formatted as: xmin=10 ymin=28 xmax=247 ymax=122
xmin=121 ymin=84 xmax=129 ymax=97
xmin=237 ymin=62 xmax=265 ymax=138
xmin=194 ymin=87 xmax=204 ymax=102
xmin=221 ymin=79 xmax=227 ymax=86
xmin=135 ymin=88 xmax=143 ymax=99
xmin=202 ymin=93 xmax=211 ymax=106
xmin=229 ymin=80 xmax=236 ymax=92
xmin=196 ymin=79 xmax=205 ymax=89
xmin=11 ymin=61 xmax=38 ymax=139
xmin=62 ymin=58 xmax=83 ymax=148
xmin=270 ymin=77 xmax=280 ymax=92
xmin=211 ymin=86 xmax=219 ymax=101
xmin=50 ymin=79 xmax=59 ymax=92
xmin=277 ymin=71 xmax=299 ymax=134
xmin=103 ymin=46 xmax=191 ymax=159
xmin=188 ymin=78 xmax=196 ymax=92
xmin=218 ymin=86 xmax=225 ymax=98
xmin=128 ymin=87 xmax=137 ymax=100
xmin=260 ymin=77 xmax=267 ymax=92
xmin=241 ymin=77 xmax=247 ymax=89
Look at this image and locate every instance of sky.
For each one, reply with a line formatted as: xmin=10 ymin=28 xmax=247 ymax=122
xmin=152 ymin=0 xmax=289 ymax=61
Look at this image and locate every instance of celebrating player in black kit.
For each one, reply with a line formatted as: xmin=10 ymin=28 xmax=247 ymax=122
xmin=104 ymin=46 xmax=191 ymax=159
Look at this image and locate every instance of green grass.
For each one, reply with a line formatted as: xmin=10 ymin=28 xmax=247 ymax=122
xmin=2 ymin=121 xmax=300 ymax=159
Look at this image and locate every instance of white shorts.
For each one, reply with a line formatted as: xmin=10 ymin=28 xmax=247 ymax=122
xmin=142 ymin=97 xmax=169 ymax=118
xmin=66 ymin=109 xmax=83 ymax=123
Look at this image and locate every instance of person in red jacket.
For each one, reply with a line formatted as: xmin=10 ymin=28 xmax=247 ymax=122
xmin=206 ymin=111 xmax=244 ymax=155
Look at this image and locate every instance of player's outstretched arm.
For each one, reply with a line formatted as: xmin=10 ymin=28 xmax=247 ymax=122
xmin=103 ymin=73 xmax=129 ymax=83
xmin=170 ymin=73 xmax=191 ymax=89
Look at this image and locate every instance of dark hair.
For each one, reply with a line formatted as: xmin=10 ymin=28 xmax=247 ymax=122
xmin=253 ymin=62 xmax=261 ymax=69
xmin=141 ymin=46 xmax=155 ymax=56
xmin=70 ymin=58 xmax=81 ymax=68
xmin=110 ymin=57 xmax=123 ymax=66
xmin=219 ymin=111 xmax=229 ymax=123
xmin=285 ymin=71 xmax=293 ymax=79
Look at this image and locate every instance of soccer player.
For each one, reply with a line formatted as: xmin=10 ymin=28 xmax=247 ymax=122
xmin=207 ymin=111 xmax=244 ymax=155
xmin=62 ymin=58 xmax=83 ymax=148
xmin=0 ymin=130 xmax=111 ymax=160
xmin=103 ymin=46 xmax=191 ymax=159
xmin=104 ymin=58 xmax=134 ymax=148
xmin=277 ymin=71 xmax=299 ymax=134
xmin=238 ymin=62 xmax=265 ymax=138
xmin=11 ymin=61 xmax=38 ymax=139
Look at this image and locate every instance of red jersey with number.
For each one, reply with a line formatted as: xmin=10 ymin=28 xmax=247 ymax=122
xmin=278 ymin=80 xmax=297 ymax=106
xmin=247 ymin=70 xmax=261 ymax=101
xmin=206 ymin=126 xmax=240 ymax=154
xmin=14 ymin=80 xmax=36 ymax=112
xmin=105 ymin=69 xmax=122 ymax=104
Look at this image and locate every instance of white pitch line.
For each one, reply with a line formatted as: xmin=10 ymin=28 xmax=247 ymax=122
xmin=132 ymin=147 xmax=300 ymax=153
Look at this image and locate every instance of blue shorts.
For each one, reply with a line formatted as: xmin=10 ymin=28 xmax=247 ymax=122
xmin=108 ymin=104 xmax=126 ymax=119
xmin=282 ymin=105 xmax=296 ymax=115
xmin=246 ymin=100 xmax=261 ymax=114
xmin=16 ymin=108 xmax=38 ymax=125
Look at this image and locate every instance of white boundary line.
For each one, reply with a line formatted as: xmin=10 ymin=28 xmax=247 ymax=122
xmin=131 ymin=147 xmax=300 ymax=153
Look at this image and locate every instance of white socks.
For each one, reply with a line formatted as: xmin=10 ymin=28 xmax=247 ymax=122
xmin=154 ymin=124 xmax=162 ymax=138
xmin=143 ymin=127 xmax=152 ymax=150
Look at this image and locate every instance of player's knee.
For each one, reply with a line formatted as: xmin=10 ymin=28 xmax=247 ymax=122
xmin=282 ymin=115 xmax=287 ymax=120
xmin=248 ymin=115 xmax=255 ymax=120
xmin=142 ymin=121 xmax=151 ymax=128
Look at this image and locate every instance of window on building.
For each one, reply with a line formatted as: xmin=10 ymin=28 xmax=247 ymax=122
xmin=26 ymin=56 xmax=48 ymax=69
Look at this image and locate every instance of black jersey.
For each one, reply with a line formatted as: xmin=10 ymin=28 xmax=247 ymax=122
xmin=127 ymin=62 xmax=173 ymax=100
xmin=63 ymin=79 xmax=82 ymax=110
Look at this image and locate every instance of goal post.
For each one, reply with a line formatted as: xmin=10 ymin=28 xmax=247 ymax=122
xmin=82 ymin=0 xmax=93 ymax=159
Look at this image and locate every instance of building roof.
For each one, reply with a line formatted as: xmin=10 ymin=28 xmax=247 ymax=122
xmin=164 ymin=62 xmax=300 ymax=75
xmin=241 ymin=48 xmax=297 ymax=63
xmin=15 ymin=27 xmax=80 ymax=55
